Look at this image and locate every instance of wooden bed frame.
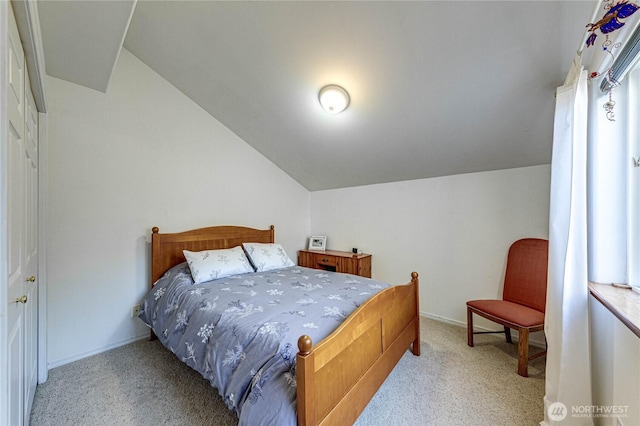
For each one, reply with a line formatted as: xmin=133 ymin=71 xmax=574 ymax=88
xmin=150 ymin=225 xmax=421 ymax=426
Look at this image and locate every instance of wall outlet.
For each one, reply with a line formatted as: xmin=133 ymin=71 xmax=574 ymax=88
xmin=132 ymin=304 xmax=141 ymax=318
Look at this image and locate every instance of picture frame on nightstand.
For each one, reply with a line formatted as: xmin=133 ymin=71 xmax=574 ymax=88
xmin=308 ymin=236 xmax=327 ymax=251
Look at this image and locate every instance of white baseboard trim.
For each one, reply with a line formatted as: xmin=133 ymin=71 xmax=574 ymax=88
xmin=421 ymin=311 xmax=547 ymax=349
xmin=422 ymin=311 xmax=467 ymax=327
xmin=47 ymin=333 xmax=149 ymax=370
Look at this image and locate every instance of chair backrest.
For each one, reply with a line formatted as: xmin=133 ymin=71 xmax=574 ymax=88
xmin=502 ymin=238 xmax=549 ymax=313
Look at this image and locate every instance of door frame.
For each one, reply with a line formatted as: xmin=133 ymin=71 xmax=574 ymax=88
xmin=37 ymin=112 xmax=47 ymax=383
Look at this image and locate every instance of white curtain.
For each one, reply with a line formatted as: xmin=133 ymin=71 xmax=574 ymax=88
xmin=542 ymin=57 xmax=593 ymax=426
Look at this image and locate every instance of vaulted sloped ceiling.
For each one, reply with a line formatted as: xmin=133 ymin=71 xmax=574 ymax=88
xmin=38 ymin=0 xmax=136 ymax=93
xmin=37 ymin=1 xmax=597 ymax=191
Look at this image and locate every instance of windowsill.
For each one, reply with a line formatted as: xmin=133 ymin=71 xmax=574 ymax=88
xmin=589 ymin=282 xmax=640 ymax=339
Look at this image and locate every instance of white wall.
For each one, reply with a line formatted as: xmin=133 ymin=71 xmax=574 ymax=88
xmin=45 ymin=49 xmax=310 ymax=367
xmin=310 ymin=165 xmax=550 ymax=333
xmin=590 ymin=297 xmax=640 ymax=426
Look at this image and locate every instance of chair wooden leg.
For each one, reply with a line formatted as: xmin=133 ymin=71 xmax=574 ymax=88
xmin=504 ymin=326 xmax=512 ymax=344
xmin=517 ymin=327 xmax=530 ymax=377
xmin=467 ymin=308 xmax=474 ymax=347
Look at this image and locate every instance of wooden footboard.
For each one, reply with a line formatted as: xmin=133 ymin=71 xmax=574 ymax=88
xmin=296 ymin=272 xmax=420 ymax=426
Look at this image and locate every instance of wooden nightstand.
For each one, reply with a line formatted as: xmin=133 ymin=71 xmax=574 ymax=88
xmin=298 ymin=249 xmax=372 ymax=278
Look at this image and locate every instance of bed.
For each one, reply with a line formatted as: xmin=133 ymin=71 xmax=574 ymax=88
xmin=139 ymin=225 xmax=420 ymax=425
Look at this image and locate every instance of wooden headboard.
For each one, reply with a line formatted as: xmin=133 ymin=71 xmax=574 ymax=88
xmin=150 ymin=225 xmax=275 ymax=286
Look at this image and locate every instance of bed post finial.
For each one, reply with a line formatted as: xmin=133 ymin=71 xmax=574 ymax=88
xmin=270 ymin=225 xmax=275 ymax=230
xmin=298 ymin=335 xmax=313 ymax=355
xmin=152 ymin=227 xmax=159 ymax=234
xmin=411 ymin=271 xmax=418 ymax=281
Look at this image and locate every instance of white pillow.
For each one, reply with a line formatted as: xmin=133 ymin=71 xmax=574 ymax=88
xmin=183 ymin=246 xmax=255 ymax=284
xmin=242 ymin=243 xmax=295 ymax=272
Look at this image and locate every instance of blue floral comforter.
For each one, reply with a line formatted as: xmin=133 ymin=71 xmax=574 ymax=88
xmin=138 ymin=263 xmax=390 ymax=425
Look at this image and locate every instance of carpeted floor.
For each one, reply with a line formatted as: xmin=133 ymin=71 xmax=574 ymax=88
xmin=30 ymin=317 xmax=545 ymax=426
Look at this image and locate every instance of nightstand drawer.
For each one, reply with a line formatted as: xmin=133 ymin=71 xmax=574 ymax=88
xmin=316 ymin=254 xmax=337 ymax=268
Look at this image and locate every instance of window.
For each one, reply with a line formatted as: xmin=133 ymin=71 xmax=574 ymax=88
xmin=590 ymin=23 xmax=640 ymax=294
xmin=627 ymin=66 xmax=640 ymax=293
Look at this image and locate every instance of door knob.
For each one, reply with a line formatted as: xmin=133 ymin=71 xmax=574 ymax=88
xmin=15 ymin=295 xmax=27 ymax=304
xmin=25 ymin=276 xmax=36 ymax=282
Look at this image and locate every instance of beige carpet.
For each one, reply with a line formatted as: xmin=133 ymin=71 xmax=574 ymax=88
xmin=30 ymin=317 xmax=545 ymax=425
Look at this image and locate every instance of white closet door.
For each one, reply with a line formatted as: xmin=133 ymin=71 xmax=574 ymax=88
xmin=6 ymin=2 xmax=38 ymax=425
xmin=6 ymin=1 xmax=27 ymax=424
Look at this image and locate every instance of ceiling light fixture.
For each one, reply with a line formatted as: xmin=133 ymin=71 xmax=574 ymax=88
xmin=318 ymin=85 xmax=350 ymax=114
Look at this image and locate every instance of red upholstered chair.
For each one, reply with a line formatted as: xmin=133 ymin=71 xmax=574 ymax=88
xmin=466 ymin=238 xmax=549 ymax=377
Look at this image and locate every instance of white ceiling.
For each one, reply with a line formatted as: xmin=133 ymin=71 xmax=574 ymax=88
xmin=38 ymin=1 xmax=597 ymax=191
